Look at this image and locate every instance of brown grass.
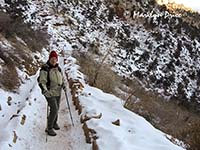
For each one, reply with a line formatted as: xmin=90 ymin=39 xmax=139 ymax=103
xmin=0 ymin=11 xmax=49 ymax=52
xmin=74 ymin=52 xmax=119 ymax=94
xmin=0 ymin=64 xmax=20 ymax=91
xmin=0 ymin=12 xmax=12 ymax=34
xmin=0 ymin=11 xmax=49 ymax=91
xmin=0 ymin=47 xmax=20 ymax=91
xmin=177 ymin=121 xmax=200 ymax=150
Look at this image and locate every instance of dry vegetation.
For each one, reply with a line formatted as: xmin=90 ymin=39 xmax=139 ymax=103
xmin=0 ymin=11 xmax=49 ymax=91
xmin=0 ymin=62 xmax=20 ymax=91
xmin=0 ymin=11 xmax=49 ymax=52
xmin=178 ymin=121 xmax=200 ymax=150
xmin=73 ymin=51 xmax=119 ymax=94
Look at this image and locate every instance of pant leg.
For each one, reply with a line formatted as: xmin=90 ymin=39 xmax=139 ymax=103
xmin=46 ymin=97 xmax=59 ymax=129
xmin=53 ymin=96 xmax=61 ymax=125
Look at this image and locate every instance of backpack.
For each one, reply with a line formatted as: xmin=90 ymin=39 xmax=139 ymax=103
xmin=37 ymin=64 xmax=62 ymax=93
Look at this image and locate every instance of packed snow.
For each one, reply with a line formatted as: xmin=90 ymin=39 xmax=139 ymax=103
xmin=64 ymin=56 xmax=185 ymax=150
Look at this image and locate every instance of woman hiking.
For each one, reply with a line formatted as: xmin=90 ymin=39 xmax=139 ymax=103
xmin=38 ymin=50 xmax=66 ymax=136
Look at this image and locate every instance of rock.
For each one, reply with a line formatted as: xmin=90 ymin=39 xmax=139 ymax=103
xmin=18 ymin=64 xmax=25 ymax=71
xmin=7 ymin=96 xmax=12 ymax=106
xmin=34 ymin=55 xmax=40 ymax=60
xmin=112 ymin=119 xmax=120 ymax=126
xmin=82 ymin=123 xmax=97 ymax=144
xmin=92 ymin=140 xmax=99 ymax=150
xmin=10 ymin=114 xmax=19 ymax=120
xmin=80 ymin=113 xmax=102 ymax=123
xmin=53 ymin=23 xmax=66 ymax=26
xmin=82 ymin=123 xmax=92 ymax=143
xmin=20 ymin=114 xmax=26 ymax=125
xmin=13 ymin=131 xmax=18 ymax=143
xmin=72 ymin=44 xmax=78 ymax=50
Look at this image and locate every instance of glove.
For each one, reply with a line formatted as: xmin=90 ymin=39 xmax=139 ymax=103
xmin=63 ymin=86 xmax=67 ymax=92
xmin=62 ymin=83 xmax=67 ymax=91
xmin=43 ymin=90 xmax=52 ymax=97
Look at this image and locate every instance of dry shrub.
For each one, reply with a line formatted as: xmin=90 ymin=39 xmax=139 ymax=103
xmin=178 ymin=121 xmax=200 ymax=150
xmin=0 ymin=64 xmax=20 ymax=91
xmin=114 ymin=5 xmax=125 ymax=20
xmin=94 ymin=64 xmax=119 ymax=94
xmin=72 ymin=52 xmax=97 ymax=83
xmin=0 ymin=48 xmax=20 ymax=91
xmin=0 ymin=12 xmax=12 ymax=34
xmin=0 ymin=11 xmax=49 ymax=52
xmin=0 ymin=11 xmax=49 ymax=91
xmin=9 ymin=37 xmax=40 ymax=75
xmin=74 ymin=52 xmax=119 ymax=93
xmin=14 ymin=25 xmax=49 ymax=52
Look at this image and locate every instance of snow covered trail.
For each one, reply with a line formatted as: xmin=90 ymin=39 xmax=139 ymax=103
xmin=1 ymin=74 xmax=90 ymax=150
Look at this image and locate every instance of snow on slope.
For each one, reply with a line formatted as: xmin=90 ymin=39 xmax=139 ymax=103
xmin=0 ymin=70 xmax=36 ymax=146
xmin=22 ymin=0 xmax=200 ymax=107
xmin=64 ymin=56 xmax=185 ymax=150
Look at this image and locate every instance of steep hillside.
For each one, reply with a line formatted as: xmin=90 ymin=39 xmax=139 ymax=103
xmin=39 ymin=0 xmax=200 ymax=111
xmin=0 ymin=0 xmax=199 ymax=149
xmin=0 ymin=0 xmax=49 ymax=91
xmin=13 ymin=0 xmax=200 ymax=111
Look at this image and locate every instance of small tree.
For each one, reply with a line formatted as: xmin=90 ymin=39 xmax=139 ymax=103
xmin=92 ymin=48 xmax=112 ymax=86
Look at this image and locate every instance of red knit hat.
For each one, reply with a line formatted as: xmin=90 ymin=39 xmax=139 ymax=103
xmin=49 ymin=51 xmax=58 ymax=60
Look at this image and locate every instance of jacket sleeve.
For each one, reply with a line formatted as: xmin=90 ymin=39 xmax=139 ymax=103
xmin=39 ymin=70 xmax=48 ymax=92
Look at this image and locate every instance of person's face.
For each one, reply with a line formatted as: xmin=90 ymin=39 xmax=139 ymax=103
xmin=49 ymin=57 xmax=58 ymax=66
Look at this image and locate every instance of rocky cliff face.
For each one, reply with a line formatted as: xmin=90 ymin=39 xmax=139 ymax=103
xmin=113 ymin=0 xmax=200 ymax=111
xmin=111 ymin=0 xmax=200 ymax=110
xmin=52 ymin=0 xmax=200 ymax=111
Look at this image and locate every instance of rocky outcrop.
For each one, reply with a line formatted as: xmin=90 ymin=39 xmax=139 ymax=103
xmin=65 ymin=59 xmax=100 ymax=150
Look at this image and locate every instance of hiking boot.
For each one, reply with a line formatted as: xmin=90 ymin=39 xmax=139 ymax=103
xmin=45 ymin=128 xmax=57 ymax=136
xmin=53 ymin=123 xmax=60 ymax=130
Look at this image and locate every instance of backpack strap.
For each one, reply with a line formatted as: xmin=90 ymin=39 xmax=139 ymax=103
xmin=39 ymin=64 xmax=62 ymax=91
xmin=58 ymin=66 xmax=62 ymax=72
xmin=40 ymin=64 xmax=50 ymax=90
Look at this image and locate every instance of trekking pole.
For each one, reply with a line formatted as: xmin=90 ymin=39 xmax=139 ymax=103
xmin=46 ymin=105 xmax=49 ymax=142
xmin=65 ymin=91 xmax=74 ymax=126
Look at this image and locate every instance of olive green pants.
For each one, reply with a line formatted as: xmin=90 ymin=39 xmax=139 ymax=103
xmin=46 ymin=96 xmax=61 ymax=129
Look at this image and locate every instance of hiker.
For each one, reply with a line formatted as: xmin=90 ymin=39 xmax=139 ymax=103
xmin=38 ymin=50 xmax=66 ymax=136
